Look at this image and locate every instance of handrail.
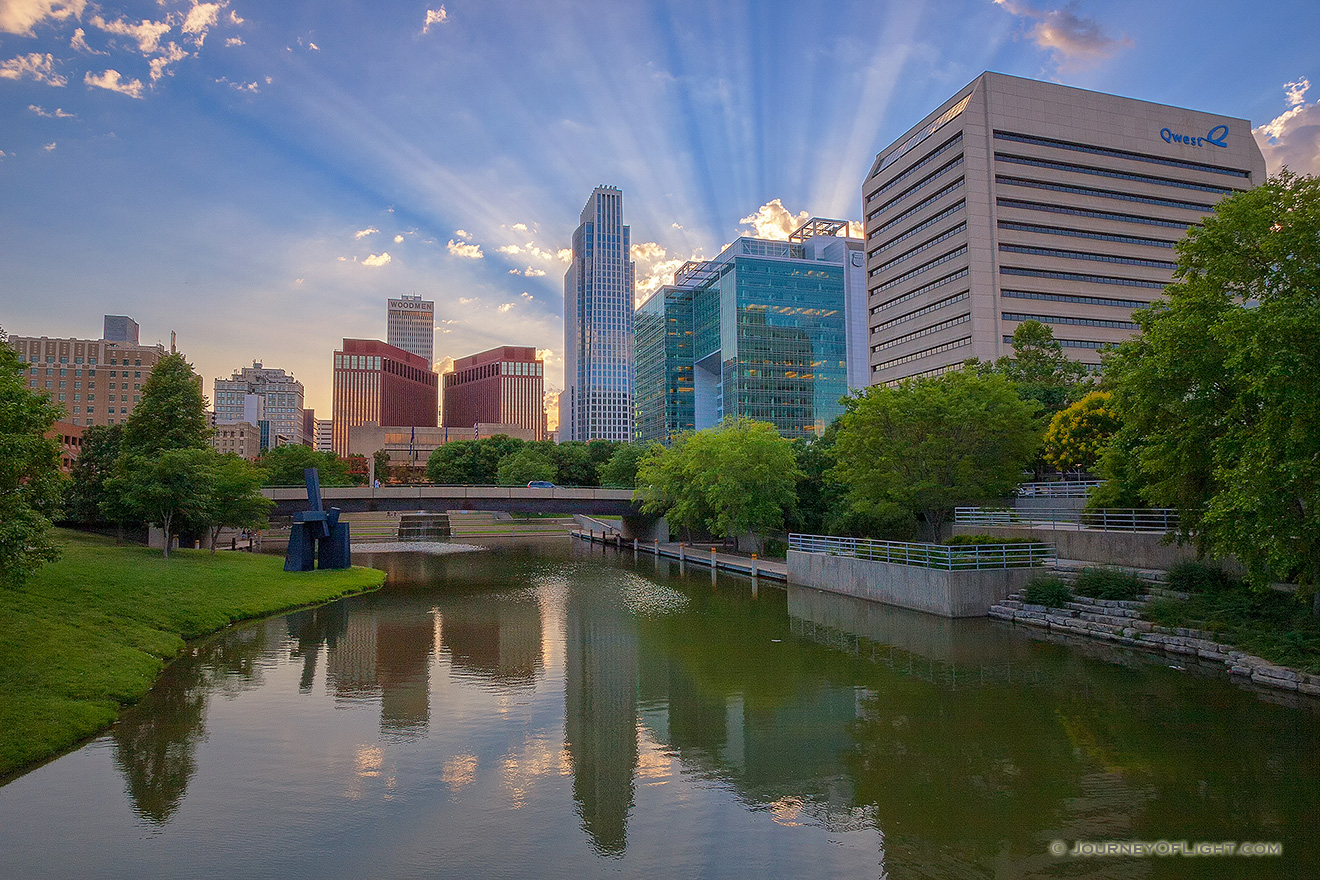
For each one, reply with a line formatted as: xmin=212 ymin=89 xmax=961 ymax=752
xmin=787 ymin=534 xmax=1054 ymax=570
xmin=1016 ymin=480 xmax=1104 ymax=497
xmin=953 ymin=507 xmax=1177 ymax=533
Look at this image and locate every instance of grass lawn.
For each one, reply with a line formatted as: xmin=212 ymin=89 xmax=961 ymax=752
xmin=1145 ymin=585 xmax=1320 ymax=673
xmin=0 ymin=529 xmax=385 ymax=780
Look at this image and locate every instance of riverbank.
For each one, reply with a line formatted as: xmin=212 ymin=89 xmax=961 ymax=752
xmin=0 ymin=529 xmax=385 ymax=780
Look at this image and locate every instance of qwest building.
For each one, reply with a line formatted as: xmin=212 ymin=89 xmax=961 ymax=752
xmin=862 ymin=72 xmax=1267 ymax=384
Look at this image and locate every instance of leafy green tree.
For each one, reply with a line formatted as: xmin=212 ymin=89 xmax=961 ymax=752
xmin=0 ymin=331 xmax=65 ymax=587
xmin=1042 ymin=390 xmax=1120 ymax=473
xmin=258 ymin=444 xmax=352 ymax=487
xmin=66 ymin=423 xmax=122 ymax=524
xmin=201 ymin=454 xmax=272 ymax=553
xmin=833 ymin=369 xmax=1040 ymax=541
xmin=426 ymin=435 xmax=524 ymax=485
xmin=636 ymin=418 xmax=801 ymax=551
xmin=597 ymin=442 xmax=652 ymax=489
xmin=121 ymin=352 xmax=210 ymax=457
xmin=496 ymin=446 xmax=557 ymax=486
xmin=550 ymin=441 xmax=596 ymax=487
xmin=971 ymin=320 xmax=1090 ymax=416
xmin=119 ymin=448 xmax=215 ymax=558
xmin=1104 ymin=170 xmax=1320 ymax=591
xmin=372 ymin=448 xmax=391 ymax=483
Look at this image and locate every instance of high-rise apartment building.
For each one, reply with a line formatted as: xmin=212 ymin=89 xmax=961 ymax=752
xmin=562 ymin=185 xmax=636 ymax=442
xmin=442 ymin=345 xmax=546 ymax=440
xmin=387 ymin=294 xmax=435 ymax=364
xmin=214 ymin=361 xmax=306 ymax=447
xmin=7 ymin=316 xmax=166 ymax=427
xmin=862 ymin=71 xmax=1266 ymax=384
xmin=331 ymin=339 xmax=438 ymax=457
xmin=315 ymin=418 xmax=334 ymax=452
xmin=633 ymin=220 xmax=865 ymax=443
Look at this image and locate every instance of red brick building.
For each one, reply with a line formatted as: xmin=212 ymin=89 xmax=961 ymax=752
xmin=442 ymin=346 xmax=545 ymax=441
xmin=331 ymin=339 xmax=438 ymax=457
xmin=46 ymin=420 xmax=84 ymax=473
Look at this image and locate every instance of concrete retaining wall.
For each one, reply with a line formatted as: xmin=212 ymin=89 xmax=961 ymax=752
xmin=787 ymin=550 xmax=1043 ymax=618
xmin=949 ymin=523 xmax=1242 ymax=573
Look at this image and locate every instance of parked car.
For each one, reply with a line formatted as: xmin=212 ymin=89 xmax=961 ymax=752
xmin=527 ymin=481 xmax=556 ymax=489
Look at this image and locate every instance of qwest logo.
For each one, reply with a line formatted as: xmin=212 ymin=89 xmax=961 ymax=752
xmin=1161 ymin=124 xmax=1228 ymax=148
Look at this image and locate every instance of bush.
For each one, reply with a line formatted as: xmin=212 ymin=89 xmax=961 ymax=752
xmin=1073 ymin=567 xmax=1144 ymax=601
xmin=1024 ymin=576 xmax=1072 ymax=608
xmin=762 ymin=538 xmax=787 ymax=559
xmin=1166 ymin=561 xmax=1237 ymax=594
xmin=944 ymin=534 xmax=1037 ymax=546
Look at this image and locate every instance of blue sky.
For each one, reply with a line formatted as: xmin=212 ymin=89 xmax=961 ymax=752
xmin=3 ymin=0 xmax=1318 ymax=419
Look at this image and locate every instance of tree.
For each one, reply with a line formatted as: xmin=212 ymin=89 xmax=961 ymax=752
xmin=597 ymin=443 xmax=652 ymax=489
xmin=66 ymin=423 xmax=123 ymax=524
xmin=201 ymin=454 xmax=272 ymax=553
xmin=121 ymin=352 xmax=210 ymax=457
xmin=0 ymin=330 xmax=65 ymax=587
xmin=426 ymin=435 xmax=524 ymax=485
xmin=1104 ymin=170 xmax=1320 ymax=591
xmin=832 ymin=369 xmax=1040 ymax=541
xmin=971 ymin=320 xmax=1090 ymax=416
xmin=258 ymin=444 xmax=352 ymax=487
xmin=372 ymin=448 xmax=391 ymax=483
xmin=1042 ymin=391 xmax=1120 ymax=474
xmin=636 ymin=418 xmax=802 ymax=551
xmin=496 ymin=446 xmax=557 ymax=486
xmin=550 ymin=441 xmax=596 ymax=487
xmin=119 ymin=448 xmax=215 ymax=558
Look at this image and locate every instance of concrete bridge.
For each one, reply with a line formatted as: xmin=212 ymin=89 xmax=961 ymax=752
xmin=262 ymin=485 xmax=666 ymax=539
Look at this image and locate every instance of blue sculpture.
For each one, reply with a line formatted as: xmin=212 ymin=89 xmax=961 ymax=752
xmin=284 ymin=467 xmax=352 ymax=571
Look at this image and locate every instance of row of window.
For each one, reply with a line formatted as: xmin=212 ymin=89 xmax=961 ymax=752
xmin=872 ymin=313 xmax=971 ymax=353
xmin=1003 ymin=334 xmax=1108 ymax=350
xmin=868 ymin=178 xmax=965 ymax=233
xmin=998 ymin=197 xmax=1194 ymax=230
xmin=874 ymin=335 xmax=971 ymax=372
xmin=871 ymin=245 xmax=968 ymax=289
xmin=1000 ymin=288 xmax=1150 ymax=309
xmin=869 ymin=200 xmax=966 ymax=259
xmin=997 ymin=175 xmax=1214 ymax=213
xmin=866 ymin=133 xmax=963 ymax=203
xmin=872 ymin=94 xmax=972 ymax=177
xmin=997 ymin=220 xmax=1175 ymax=249
xmin=1000 ymin=266 xmax=1168 ymax=288
xmin=21 ymin=355 xmax=146 ymax=366
xmin=1002 ymin=312 xmax=1140 ymax=330
xmin=870 ymin=155 xmax=965 ymax=218
xmin=998 ymin=243 xmax=1177 ymax=270
xmin=873 ymin=222 xmax=968 ymax=274
xmin=873 ymin=291 xmax=970 ymax=334
xmin=872 ymin=268 xmax=969 ymax=314
xmin=993 ymin=130 xmax=1250 ymax=178
xmin=995 ymin=153 xmax=1235 ymax=195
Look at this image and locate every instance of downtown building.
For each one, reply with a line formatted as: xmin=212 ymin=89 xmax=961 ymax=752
xmin=7 ymin=315 xmax=166 ymax=427
xmin=387 ymin=294 xmax=435 ymax=364
xmin=634 ymin=219 xmax=867 ymax=444
xmin=213 ymin=361 xmax=307 ymax=448
xmin=331 ymin=339 xmax=438 ymax=457
xmin=862 ymin=72 xmax=1267 ymax=384
xmin=442 ymin=345 xmax=546 ymax=441
xmin=562 ymin=185 xmax=636 ymax=442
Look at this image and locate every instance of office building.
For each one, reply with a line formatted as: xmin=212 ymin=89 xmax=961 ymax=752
xmin=862 ymin=71 xmax=1267 ymax=384
xmin=7 ymin=316 xmax=166 ymax=427
xmin=315 ymin=418 xmax=334 ymax=452
xmin=211 ymin=422 xmax=262 ymax=460
xmin=387 ymin=294 xmax=435 ymax=364
xmin=102 ymin=315 xmax=139 ymax=345
xmin=562 ymin=185 xmax=636 ymax=442
xmin=46 ymin=421 xmax=84 ymax=473
xmin=442 ymin=346 xmax=546 ymax=441
xmin=633 ymin=220 xmax=863 ymax=443
xmin=214 ymin=362 xmax=306 ymax=448
xmin=331 ymin=339 xmax=437 ymax=457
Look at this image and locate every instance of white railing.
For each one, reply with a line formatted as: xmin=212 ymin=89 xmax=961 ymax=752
xmin=954 ymin=507 xmax=1178 ymax=533
xmin=788 ymin=534 xmax=1055 ymax=570
xmin=1016 ymin=480 xmax=1105 ymax=497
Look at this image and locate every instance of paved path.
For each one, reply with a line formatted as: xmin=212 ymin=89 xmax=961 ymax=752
xmin=572 ymin=529 xmax=787 ymax=581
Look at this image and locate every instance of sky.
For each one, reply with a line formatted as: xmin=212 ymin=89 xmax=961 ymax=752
xmin=3 ymin=0 xmax=1319 ymax=424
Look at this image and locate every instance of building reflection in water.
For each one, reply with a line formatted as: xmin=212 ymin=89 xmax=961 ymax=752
xmin=564 ymin=581 xmax=639 ymax=858
xmin=439 ymin=590 xmax=543 ymax=691
xmin=325 ymin=595 xmax=435 ymax=738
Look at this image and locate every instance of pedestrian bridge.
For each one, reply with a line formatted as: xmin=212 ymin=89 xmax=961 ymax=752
xmin=263 ymin=484 xmax=645 ymax=519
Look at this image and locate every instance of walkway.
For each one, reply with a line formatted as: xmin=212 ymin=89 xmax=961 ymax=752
xmin=571 ymin=529 xmax=788 ymax=582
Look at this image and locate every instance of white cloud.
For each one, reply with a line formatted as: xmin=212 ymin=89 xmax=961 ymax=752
xmin=84 ymin=69 xmax=143 ymax=98
xmin=521 ymin=292 xmax=534 ymax=300
xmin=510 ymin=222 xmax=528 ymax=232
xmin=448 ymin=239 xmax=483 ymax=259
xmin=1253 ymin=78 xmax=1320 ymax=175
xmin=294 ymin=278 xmax=304 ymax=286
xmin=90 ymin=14 xmax=171 ymax=55
xmin=557 ymin=248 xmax=572 ymax=263
xmin=148 ymin=42 xmax=188 ymax=82
xmin=454 ymin=229 xmax=472 ymax=240
xmin=225 ymin=36 xmax=243 ymax=46
xmin=215 ymin=76 xmax=258 ymax=93
xmin=228 ymin=10 xmax=243 ymax=25
xmin=182 ymin=3 xmax=221 ymax=37
xmin=629 ymin=240 xmax=704 ymax=302
xmin=394 ymin=234 xmax=404 ymax=243
xmin=70 ymin=27 xmax=106 ymax=54
xmin=847 ymin=220 xmax=864 ymax=238
xmin=0 ymin=0 xmax=86 ymax=37
xmin=523 ymin=267 xmax=546 ymax=277
xmin=28 ymin=104 xmax=75 ymax=118
xmin=497 ymin=303 xmax=514 ymax=313
xmin=496 ymin=244 xmax=521 ymax=255
xmin=1 ymin=53 xmax=68 ymax=86
xmin=354 ymin=226 xmax=379 ymax=239
xmin=362 ymin=252 xmax=391 ymax=267
xmin=43 ymin=141 xmax=56 ymax=151
xmin=0 ymin=150 xmax=7 ymax=160
xmin=422 ymin=7 xmax=448 ymax=33
xmin=992 ymin=0 xmax=1132 ymax=70
xmin=308 ymin=41 xmax=319 ymax=51
xmin=457 ymin=297 xmax=476 ymax=305
xmin=739 ymin=199 xmax=808 ymax=240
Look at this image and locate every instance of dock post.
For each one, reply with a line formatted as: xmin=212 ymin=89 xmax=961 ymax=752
xmin=711 ymin=548 xmax=717 ymax=584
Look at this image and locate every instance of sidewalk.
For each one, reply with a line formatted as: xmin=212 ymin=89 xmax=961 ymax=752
xmin=571 ymin=530 xmax=787 ymax=581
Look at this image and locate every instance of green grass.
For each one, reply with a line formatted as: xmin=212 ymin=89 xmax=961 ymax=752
xmin=1144 ymin=579 xmax=1320 ymax=673
xmin=0 ymin=529 xmax=384 ymax=779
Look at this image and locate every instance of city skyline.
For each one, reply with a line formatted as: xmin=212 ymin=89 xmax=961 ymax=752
xmin=3 ymin=1 xmax=1319 ymax=417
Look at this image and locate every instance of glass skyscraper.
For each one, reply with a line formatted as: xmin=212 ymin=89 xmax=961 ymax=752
xmin=562 ymin=186 xmax=636 ymax=442
xmin=634 ymin=221 xmax=865 ymax=443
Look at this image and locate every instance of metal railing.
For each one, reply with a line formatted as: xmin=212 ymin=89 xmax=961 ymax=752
xmin=788 ymin=534 xmax=1055 ymax=570
xmin=1016 ymin=480 xmax=1105 ymax=497
xmin=954 ymin=507 xmax=1178 ymax=533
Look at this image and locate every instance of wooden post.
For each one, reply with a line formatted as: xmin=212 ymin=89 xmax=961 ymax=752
xmin=711 ymin=548 xmax=718 ymax=584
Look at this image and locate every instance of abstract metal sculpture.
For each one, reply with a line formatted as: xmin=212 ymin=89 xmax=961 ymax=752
xmin=284 ymin=467 xmax=351 ymax=571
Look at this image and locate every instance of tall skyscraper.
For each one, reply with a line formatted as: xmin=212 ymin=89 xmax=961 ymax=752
xmin=214 ymin=361 xmax=306 ymax=447
xmin=331 ymin=339 xmax=438 ymax=457
xmin=387 ymin=294 xmax=435 ymax=364
xmin=862 ymin=72 xmax=1266 ymax=384
xmin=562 ymin=185 xmax=636 ymax=442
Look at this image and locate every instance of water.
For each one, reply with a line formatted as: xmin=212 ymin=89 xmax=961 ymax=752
xmin=2 ymin=537 xmax=1317 ymax=878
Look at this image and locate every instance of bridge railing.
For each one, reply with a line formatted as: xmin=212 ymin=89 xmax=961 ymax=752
xmin=788 ymin=534 xmax=1055 ymax=570
xmin=954 ymin=507 xmax=1178 ymax=533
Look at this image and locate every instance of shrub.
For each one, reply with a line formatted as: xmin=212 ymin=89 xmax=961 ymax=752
xmin=944 ymin=534 xmax=1037 ymax=546
xmin=1024 ymin=576 xmax=1071 ymax=608
xmin=1166 ymin=561 xmax=1237 ymax=594
xmin=1073 ymin=567 xmax=1144 ymax=601
xmin=762 ymin=538 xmax=787 ymax=559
